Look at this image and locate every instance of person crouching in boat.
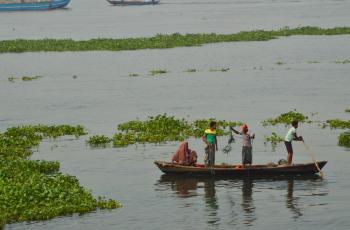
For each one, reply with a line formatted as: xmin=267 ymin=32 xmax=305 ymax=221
xmin=202 ymin=121 xmax=218 ymax=167
xmin=231 ymin=124 xmax=255 ymax=167
xmin=172 ymin=141 xmax=198 ymax=166
xmin=284 ymin=120 xmax=303 ymax=165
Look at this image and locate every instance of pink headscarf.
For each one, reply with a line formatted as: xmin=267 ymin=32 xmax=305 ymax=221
xmin=172 ymin=142 xmax=197 ymax=165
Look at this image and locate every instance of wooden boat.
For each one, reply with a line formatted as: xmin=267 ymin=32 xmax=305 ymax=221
xmin=154 ymin=161 xmax=327 ymax=177
xmin=107 ymin=0 xmax=159 ymax=6
xmin=0 ymin=0 xmax=70 ymax=11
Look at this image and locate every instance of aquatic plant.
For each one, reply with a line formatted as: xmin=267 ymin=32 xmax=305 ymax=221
xmin=334 ymin=59 xmax=350 ymax=64
xmin=184 ymin=68 xmax=198 ymax=73
xmin=149 ymin=69 xmax=168 ymax=76
xmin=0 ymin=125 xmax=121 ymax=227
xmin=129 ymin=73 xmax=139 ymax=77
xmin=22 ymin=75 xmax=42 ymax=81
xmin=209 ymin=67 xmax=230 ymax=72
xmin=326 ymin=119 xmax=350 ymax=129
xmin=262 ymin=111 xmax=309 ymax=126
xmin=1 ymin=27 xmax=350 ymax=53
xmin=345 ymin=108 xmax=350 ymax=113
xmin=307 ymin=60 xmax=320 ymax=64
xmin=87 ymin=135 xmax=113 ymax=147
xmin=275 ymin=61 xmax=285 ymax=65
xmin=92 ymin=114 xmax=243 ymax=147
xmin=264 ymin=132 xmax=284 ymax=144
xmin=338 ymin=132 xmax=350 ymax=147
xmin=8 ymin=76 xmax=16 ymax=82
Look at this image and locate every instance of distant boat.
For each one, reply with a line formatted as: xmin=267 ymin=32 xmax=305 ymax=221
xmin=0 ymin=0 xmax=70 ymax=11
xmin=107 ymin=0 xmax=159 ymax=6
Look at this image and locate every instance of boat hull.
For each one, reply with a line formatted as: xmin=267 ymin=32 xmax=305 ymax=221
xmin=154 ymin=161 xmax=327 ymax=177
xmin=0 ymin=0 xmax=70 ymax=11
xmin=107 ymin=0 xmax=159 ymax=5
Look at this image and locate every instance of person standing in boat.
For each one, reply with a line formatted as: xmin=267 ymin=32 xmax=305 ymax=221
xmin=202 ymin=121 xmax=218 ymax=167
xmin=284 ymin=120 xmax=303 ymax=165
xmin=231 ymin=124 xmax=255 ymax=167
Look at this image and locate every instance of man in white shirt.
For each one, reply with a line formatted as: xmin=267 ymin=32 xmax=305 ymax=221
xmin=284 ymin=120 xmax=303 ymax=165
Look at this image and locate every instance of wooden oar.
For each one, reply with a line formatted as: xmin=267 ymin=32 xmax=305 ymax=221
xmin=302 ymin=141 xmax=325 ymax=178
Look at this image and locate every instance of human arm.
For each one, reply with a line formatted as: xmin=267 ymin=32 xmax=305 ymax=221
xmin=293 ymin=132 xmax=303 ymax=141
xmin=201 ymin=135 xmax=209 ymax=145
xmin=230 ymin=126 xmax=241 ymax=135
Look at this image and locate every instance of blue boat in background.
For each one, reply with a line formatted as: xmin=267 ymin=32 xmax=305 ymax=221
xmin=0 ymin=0 xmax=70 ymax=11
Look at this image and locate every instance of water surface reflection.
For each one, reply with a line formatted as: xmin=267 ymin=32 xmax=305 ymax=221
xmin=156 ymin=174 xmax=326 ymax=228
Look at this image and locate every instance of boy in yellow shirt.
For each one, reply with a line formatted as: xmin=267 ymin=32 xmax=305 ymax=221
xmin=202 ymin=121 xmax=218 ymax=167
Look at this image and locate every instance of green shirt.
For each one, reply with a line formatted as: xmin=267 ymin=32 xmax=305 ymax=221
xmin=205 ymin=129 xmax=216 ymax=144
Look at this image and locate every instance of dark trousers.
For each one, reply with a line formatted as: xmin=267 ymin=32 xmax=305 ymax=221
xmin=205 ymin=144 xmax=215 ymax=166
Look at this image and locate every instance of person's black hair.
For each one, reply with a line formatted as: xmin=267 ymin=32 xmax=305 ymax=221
xmin=292 ymin=120 xmax=299 ymax=126
xmin=209 ymin=121 xmax=217 ymax=128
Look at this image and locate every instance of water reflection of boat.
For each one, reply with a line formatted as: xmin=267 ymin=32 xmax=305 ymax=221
xmin=155 ymin=161 xmax=327 ymax=177
xmin=156 ymin=174 xmax=325 ymax=226
xmin=106 ymin=0 xmax=159 ymax=6
xmin=0 ymin=0 xmax=70 ymax=11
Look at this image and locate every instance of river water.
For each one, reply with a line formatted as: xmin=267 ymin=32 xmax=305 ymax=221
xmin=0 ymin=0 xmax=350 ymax=39
xmin=1 ymin=0 xmax=350 ymax=229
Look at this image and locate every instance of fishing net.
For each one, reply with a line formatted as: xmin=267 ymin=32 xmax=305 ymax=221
xmin=222 ymin=131 xmax=235 ymax=154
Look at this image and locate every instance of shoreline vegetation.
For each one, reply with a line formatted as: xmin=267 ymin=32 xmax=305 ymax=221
xmin=0 ymin=125 xmax=121 ymax=228
xmin=0 ymin=26 xmax=350 ymax=53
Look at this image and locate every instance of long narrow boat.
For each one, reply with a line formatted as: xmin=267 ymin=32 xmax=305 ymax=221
xmin=154 ymin=161 xmax=327 ymax=177
xmin=0 ymin=0 xmax=70 ymax=11
xmin=106 ymin=0 xmax=159 ymax=6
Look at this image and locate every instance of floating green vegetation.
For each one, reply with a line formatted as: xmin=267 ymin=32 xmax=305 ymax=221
xmin=264 ymin=132 xmax=284 ymax=144
xmin=184 ymin=68 xmax=198 ymax=73
xmin=326 ymin=119 xmax=350 ymax=129
xmin=8 ymin=76 xmax=17 ymax=82
xmin=1 ymin=27 xmax=349 ymax=53
xmin=86 ymin=114 xmax=242 ymax=147
xmin=209 ymin=67 xmax=230 ymax=72
xmin=275 ymin=61 xmax=285 ymax=65
xmin=262 ymin=110 xmax=309 ymax=126
xmin=87 ymin=135 xmax=113 ymax=147
xmin=345 ymin=108 xmax=350 ymax=113
xmin=338 ymin=132 xmax=350 ymax=147
xmin=149 ymin=69 xmax=168 ymax=76
xmin=0 ymin=125 xmax=121 ymax=227
xmin=334 ymin=59 xmax=350 ymax=64
xmin=307 ymin=60 xmax=320 ymax=64
xmin=129 ymin=73 xmax=139 ymax=77
xmin=22 ymin=75 xmax=42 ymax=81
xmin=7 ymin=75 xmax=42 ymax=82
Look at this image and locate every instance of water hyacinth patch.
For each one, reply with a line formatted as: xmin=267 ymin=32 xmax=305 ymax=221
xmin=0 ymin=124 xmax=121 ymax=227
xmin=149 ymin=69 xmax=168 ymax=76
xmin=326 ymin=119 xmax=350 ymax=129
xmin=184 ymin=68 xmax=198 ymax=73
xmin=275 ymin=61 xmax=285 ymax=65
xmin=345 ymin=108 xmax=350 ymax=113
xmin=22 ymin=75 xmax=42 ymax=81
xmin=264 ymin=132 xmax=284 ymax=145
xmin=261 ymin=111 xmax=309 ymax=126
xmin=1 ymin=27 xmax=350 ymax=53
xmin=86 ymin=114 xmax=242 ymax=147
xmin=209 ymin=67 xmax=230 ymax=72
xmin=87 ymin=135 xmax=113 ymax=147
xmin=338 ymin=132 xmax=350 ymax=147
xmin=334 ymin=59 xmax=350 ymax=64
